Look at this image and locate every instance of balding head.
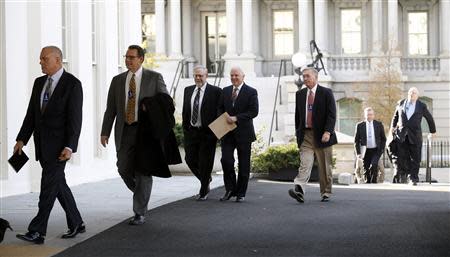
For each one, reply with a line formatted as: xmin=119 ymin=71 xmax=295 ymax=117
xmin=40 ymin=46 xmax=63 ymax=75
xmin=230 ymin=66 xmax=245 ymax=87
xmin=407 ymin=87 xmax=419 ymax=102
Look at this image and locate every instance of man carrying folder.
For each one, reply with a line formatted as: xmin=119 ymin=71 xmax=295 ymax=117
xmin=13 ymin=46 xmax=84 ymax=244
xmin=182 ymin=65 xmax=222 ymax=201
xmin=218 ymin=66 xmax=259 ymax=202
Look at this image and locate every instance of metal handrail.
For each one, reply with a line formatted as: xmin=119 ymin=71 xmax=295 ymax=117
xmin=169 ymin=59 xmax=186 ymax=100
xmin=213 ymin=59 xmax=225 ymax=87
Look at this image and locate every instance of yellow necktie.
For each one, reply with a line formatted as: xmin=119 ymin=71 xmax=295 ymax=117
xmin=126 ymin=74 xmax=136 ymax=124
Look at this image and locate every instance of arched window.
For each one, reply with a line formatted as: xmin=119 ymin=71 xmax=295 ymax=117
xmin=338 ymin=98 xmax=362 ymax=136
xmin=419 ymin=96 xmax=433 ymax=133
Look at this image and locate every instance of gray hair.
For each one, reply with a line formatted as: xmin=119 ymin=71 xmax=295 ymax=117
xmin=43 ymin=45 xmax=63 ymax=59
xmin=364 ymin=107 xmax=374 ymax=114
xmin=408 ymin=87 xmax=419 ymax=95
xmin=230 ymin=66 xmax=245 ymax=76
xmin=301 ymin=67 xmax=318 ymax=77
xmin=193 ymin=64 xmax=208 ymax=74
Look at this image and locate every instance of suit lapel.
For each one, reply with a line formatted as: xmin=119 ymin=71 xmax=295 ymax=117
xmin=42 ymin=71 xmax=67 ymax=115
xmin=361 ymin=122 xmax=367 ymax=144
xmin=299 ymin=88 xmax=307 ymax=116
xmin=139 ymin=69 xmax=149 ymax=101
xmin=186 ymin=85 xmax=195 ymax=117
xmin=118 ymin=72 xmax=127 ymax=115
xmin=233 ymin=84 xmax=246 ymax=108
xmin=200 ymin=84 xmax=210 ymax=111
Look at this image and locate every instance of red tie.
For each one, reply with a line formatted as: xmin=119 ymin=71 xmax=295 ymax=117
xmin=306 ymin=90 xmax=314 ymax=128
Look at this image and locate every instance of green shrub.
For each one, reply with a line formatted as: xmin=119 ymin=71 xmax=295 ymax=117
xmin=174 ymin=122 xmax=184 ymax=147
xmin=251 ymin=143 xmax=300 ymax=174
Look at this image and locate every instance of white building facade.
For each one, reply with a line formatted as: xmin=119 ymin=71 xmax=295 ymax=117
xmin=1 ymin=0 xmax=449 ymax=196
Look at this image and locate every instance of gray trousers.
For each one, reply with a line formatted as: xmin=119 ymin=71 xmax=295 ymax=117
xmin=117 ymin=124 xmax=153 ymax=216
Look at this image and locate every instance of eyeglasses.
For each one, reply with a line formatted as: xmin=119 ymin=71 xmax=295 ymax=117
xmin=123 ymin=55 xmax=140 ymax=60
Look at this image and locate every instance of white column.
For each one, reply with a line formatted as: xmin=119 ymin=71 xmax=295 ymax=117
xmin=169 ymin=0 xmax=182 ymax=59
xmin=182 ymin=0 xmax=193 ymax=59
xmin=224 ymin=0 xmax=237 ymax=57
xmin=298 ymin=0 xmax=313 ymax=53
xmin=241 ymin=0 xmax=254 ymax=57
xmin=440 ymin=0 xmax=450 ymax=56
xmin=155 ymin=0 xmax=166 ymax=57
xmin=314 ymin=0 xmax=328 ymax=53
xmin=387 ymin=0 xmax=399 ymax=52
xmin=118 ymin=0 xmax=141 ymax=47
xmin=371 ymin=0 xmax=382 ymax=54
xmin=252 ymin=0 xmax=260 ymax=57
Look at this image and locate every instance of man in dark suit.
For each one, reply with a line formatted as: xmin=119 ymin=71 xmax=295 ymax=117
xmin=14 ymin=46 xmax=84 ymax=244
xmin=354 ymin=107 xmax=387 ymax=183
xmin=289 ymin=67 xmax=337 ymax=203
xmin=101 ymin=45 xmax=168 ymax=225
xmin=391 ymin=87 xmax=436 ymax=185
xmin=218 ymin=66 xmax=258 ymax=202
xmin=182 ymin=65 xmax=222 ymax=201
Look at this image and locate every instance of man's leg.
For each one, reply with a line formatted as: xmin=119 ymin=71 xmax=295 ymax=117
xmin=221 ymin=139 xmax=237 ymax=194
xmin=315 ymin=145 xmax=333 ymax=197
xmin=184 ymin=130 xmax=201 ymax=181
xmin=116 ymin=126 xmax=137 ymax=192
xmin=408 ymin=143 xmax=422 ymax=183
xmin=198 ymin=138 xmax=216 ymax=196
xmin=293 ymin=131 xmax=315 ymax=194
xmin=133 ymin=175 xmax=153 ymax=216
xmin=236 ymin=142 xmax=252 ymax=198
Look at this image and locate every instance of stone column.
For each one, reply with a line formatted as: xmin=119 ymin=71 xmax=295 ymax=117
xmin=182 ymin=0 xmax=193 ymax=60
xmin=298 ymin=0 xmax=313 ymax=54
xmin=314 ymin=0 xmax=328 ymax=53
xmin=371 ymin=0 xmax=382 ymax=54
xmin=387 ymin=0 xmax=399 ymax=52
xmin=224 ymin=0 xmax=237 ymax=57
xmin=241 ymin=0 xmax=254 ymax=57
xmin=169 ymin=0 xmax=182 ymax=59
xmin=440 ymin=0 xmax=450 ymax=77
xmin=155 ymin=0 xmax=166 ymax=57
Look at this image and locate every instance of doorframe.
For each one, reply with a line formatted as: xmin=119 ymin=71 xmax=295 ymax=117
xmin=200 ymin=11 xmax=226 ymax=76
xmin=0 ymin=0 xmax=7 ymax=180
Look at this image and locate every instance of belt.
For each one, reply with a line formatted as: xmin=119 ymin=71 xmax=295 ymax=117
xmin=189 ymin=126 xmax=203 ymax=131
xmin=304 ymin=127 xmax=313 ymax=130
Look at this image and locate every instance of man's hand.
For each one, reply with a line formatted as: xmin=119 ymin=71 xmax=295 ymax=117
xmin=13 ymin=141 xmax=24 ymax=155
xmin=101 ymin=136 xmax=109 ymax=147
xmin=226 ymin=116 xmax=237 ymax=124
xmin=59 ymin=148 xmax=72 ymax=162
xmin=321 ymin=132 xmax=331 ymax=143
xmin=428 ymin=133 xmax=436 ymax=139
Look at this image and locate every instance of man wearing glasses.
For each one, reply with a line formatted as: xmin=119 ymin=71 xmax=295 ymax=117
xmin=100 ymin=45 xmax=168 ymax=225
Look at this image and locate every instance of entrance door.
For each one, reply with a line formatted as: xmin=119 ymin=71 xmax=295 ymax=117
xmin=201 ymin=12 xmax=226 ymax=75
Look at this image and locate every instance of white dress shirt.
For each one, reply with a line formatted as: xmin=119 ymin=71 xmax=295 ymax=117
xmin=190 ymin=83 xmax=207 ymax=127
xmin=366 ymin=120 xmax=377 ymax=149
xmin=40 ymin=67 xmax=64 ymax=108
xmin=124 ymin=66 xmax=143 ymax=123
xmin=404 ymin=100 xmax=416 ymax=120
xmin=305 ymin=84 xmax=317 ymax=127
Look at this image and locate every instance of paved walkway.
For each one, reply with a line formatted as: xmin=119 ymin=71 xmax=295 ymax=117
xmin=0 ymin=175 xmax=224 ymax=257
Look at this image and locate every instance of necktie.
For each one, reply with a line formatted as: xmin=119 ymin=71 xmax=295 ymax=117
xmin=368 ymin=122 xmax=373 ymax=148
xmin=126 ymin=74 xmax=136 ymax=124
xmin=232 ymin=86 xmax=239 ymax=105
xmin=191 ymin=88 xmax=201 ymax=126
xmin=41 ymin=77 xmax=53 ymax=113
xmin=306 ymin=89 xmax=314 ymax=128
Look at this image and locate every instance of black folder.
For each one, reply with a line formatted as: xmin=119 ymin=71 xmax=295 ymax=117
xmin=8 ymin=151 xmax=29 ymax=173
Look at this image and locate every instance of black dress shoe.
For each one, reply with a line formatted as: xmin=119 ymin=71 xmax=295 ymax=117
xmin=16 ymin=231 xmax=45 ymax=244
xmin=220 ymin=191 xmax=235 ymax=201
xmin=288 ymin=189 xmax=304 ymax=203
xmin=129 ymin=215 xmax=145 ymax=225
xmin=235 ymin=196 xmax=245 ymax=202
xmin=196 ymin=193 xmax=209 ymax=201
xmin=321 ymin=195 xmax=330 ymax=202
xmin=61 ymin=222 xmax=86 ymax=239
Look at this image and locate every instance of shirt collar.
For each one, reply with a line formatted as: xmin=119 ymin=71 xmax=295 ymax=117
xmin=49 ymin=67 xmax=64 ymax=82
xmin=196 ymin=82 xmax=207 ymax=91
xmin=128 ymin=66 xmax=143 ymax=78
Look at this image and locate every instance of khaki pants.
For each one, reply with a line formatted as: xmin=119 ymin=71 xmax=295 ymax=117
xmin=294 ymin=130 xmax=333 ymax=197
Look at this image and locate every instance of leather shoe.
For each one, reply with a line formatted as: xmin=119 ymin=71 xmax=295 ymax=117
xmin=196 ymin=193 xmax=209 ymax=201
xmin=288 ymin=189 xmax=304 ymax=203
xmin=16 ymin=231 xmax=44 ymax=244
xmin=220 ymin=191 xmax=235 ymax=201
xmin=235 ymin=196 xmax=245 ymax=202
xmin=321 ymin=195 xmax=330 ymax=202
xmin=129 ymin=215 xmax=145 ymax=225
xmin=61 ymin=222 xmax=86 ymax=239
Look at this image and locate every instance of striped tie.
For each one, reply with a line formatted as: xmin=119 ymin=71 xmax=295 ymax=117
xmin=41 ymin=77 xmax=53 ymax=113
xmin=191 ymin=88 xmax=201 ymax=125
xmin=126 ymin=74 xmax=136 ymax=124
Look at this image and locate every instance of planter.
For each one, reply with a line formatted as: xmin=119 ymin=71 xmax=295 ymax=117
xmin=268 ymin=166 xmax=319 ymax=182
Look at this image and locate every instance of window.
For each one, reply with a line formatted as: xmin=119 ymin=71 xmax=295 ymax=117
xmin=341 ymin=9 xmax=361 ymax=54
xmin=419 ymin=97 xmax=432 ymax=133
xmin=273 ymin=10 xmax=294 ymax=56
xmin=338 ymin=98 xmax=362 ymax=136
xmin=142 ymin=13 xmax=156 ymax=53
xmin=408 ymin=12 xmax=428 ymax=55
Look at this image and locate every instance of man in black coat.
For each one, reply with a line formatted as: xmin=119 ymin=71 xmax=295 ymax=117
xmin=354 ymin=107 xmax=386 ymax=183
xmin=391 ymin=87 xmax=436 ymax=185
xmin=182 ymin=66 xmax=222 ymax=201
xmin=218 ymin=66 xmax=259 ymax=202
xmin=289 ymin=67 xmax=337 ymax=203
xmin=14 ymin=46 xmax=84 ymax=244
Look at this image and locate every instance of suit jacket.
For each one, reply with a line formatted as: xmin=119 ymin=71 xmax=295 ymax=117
xmin=182 ymin=83 xmax=222 ymax=139
xmin=391 ymin=99 xmax=436 ymax=145
xmin=295 ymin=85 xmax=337 ymax=148
xmin=354 ymin=120 xmax=386 ymax=158
xmin=16 ymin=70 xmax=83 ymax=162
xmin=101 ymin=68 xmax=168 ymax=150
xmin=135 ymin=93 xmax=182 ymax=178
xmin=218 ymin=83 xmax=259 ymax=143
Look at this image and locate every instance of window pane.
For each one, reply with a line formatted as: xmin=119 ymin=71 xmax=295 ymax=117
xmin=408 ymin=12 xmax=428 ymax=55
xmin=273 ymin=11 xmax=294 ymax=56
xmin=339 ymin=99 xmax=362 ymax=136
xmin=142 ymin=14 xmax=156 ymax=53
xmin=341 ymin=9 xmax=361 ymax=54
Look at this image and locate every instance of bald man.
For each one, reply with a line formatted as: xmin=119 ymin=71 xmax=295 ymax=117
xmin=391 ymin=87 xmax=436 ymax=185
xmin=218 ymin=67 xmax=258 ymax=202
xmin=14 ymin=46 xmax=84 ymax=244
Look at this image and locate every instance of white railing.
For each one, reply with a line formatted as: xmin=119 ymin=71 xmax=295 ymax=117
xmin=401 ymin=57 xmax=440 ymax=71
xmin=328 ymin=56 xmax=370 ymax=71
